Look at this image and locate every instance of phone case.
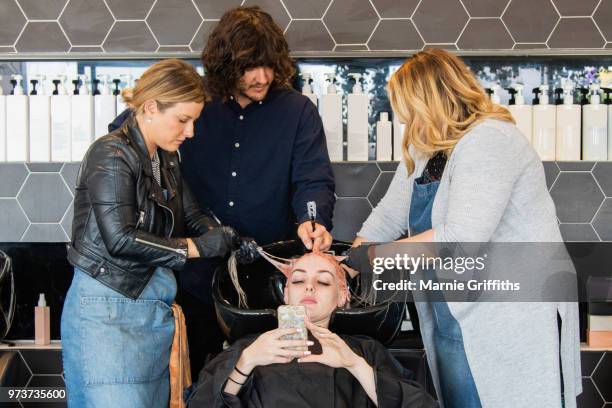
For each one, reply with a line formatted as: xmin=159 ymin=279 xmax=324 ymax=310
xmin=277 ymin=305 xmax=307 ymax=342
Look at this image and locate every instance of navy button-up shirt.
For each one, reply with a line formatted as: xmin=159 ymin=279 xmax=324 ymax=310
xmin=110 ymin=87 xmax=335 ymax=301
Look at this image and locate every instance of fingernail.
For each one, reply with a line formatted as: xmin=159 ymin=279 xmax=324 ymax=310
xmin=303 ymin=351 xmax=311 ymax=355
xmin=307 ymin=341 xmax=314 ymax=346
xmin=296 ymin=328 xmax=302 ymax=332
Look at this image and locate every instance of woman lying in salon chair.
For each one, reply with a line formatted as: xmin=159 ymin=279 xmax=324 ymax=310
xmin=187 ymin=252 xmax=436 ymax=408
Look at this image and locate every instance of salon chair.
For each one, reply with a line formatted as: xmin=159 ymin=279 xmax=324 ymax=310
xmin=212 ymin=240 xmax=405 ymax=345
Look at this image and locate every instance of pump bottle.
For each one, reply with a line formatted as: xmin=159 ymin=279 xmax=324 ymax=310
xmin=34 ymin=293 xmax=50 ymax=346
xmin=556 ymin=82 xmax=581 ymax=161
xmin=94 ymin=74 xmax=117 ymax=139
xmin=532 ymin=85 xmax=556 ymax=160
xmin=376 ymin=112 xmax=392 ymax=160
xmin=51 ymin=76 xmax=71 ymax=162
xmin=320 ymin=73 xmax=343 ymax=161
xmin=300 ymin=73 xmax=317 ymax=107
xmin=6 ymin=74 xmax=29 ymax=161
xmin=71 ymin=74 xmax=94 ymax=161
xmin=116 ymin=74 xmax=133 ymax=114
xmin=506 ymin=84 xmax=532 ymax=143
xmin=0 ymin=75 xmax=6 ymax=161
xmin=603 ymin=87 xmax=612 ymax=160
xmin=582 ymin=84 xmax=608 ymax=160
xmin=347 ymin=73 xmax=368 ymax=161
xmin=28 ymin=75 xmax=52 ymax=161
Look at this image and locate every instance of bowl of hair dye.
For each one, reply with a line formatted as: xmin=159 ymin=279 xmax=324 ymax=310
xmin=212 ymin=240 xmax=405 ymax=345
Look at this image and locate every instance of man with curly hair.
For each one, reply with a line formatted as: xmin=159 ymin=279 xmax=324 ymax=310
xmin=111 ymin=6 xmax=335 ymax=378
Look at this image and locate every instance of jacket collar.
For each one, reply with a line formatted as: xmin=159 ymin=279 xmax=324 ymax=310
xmin=121 ymin=113 xmax=178 ymax=201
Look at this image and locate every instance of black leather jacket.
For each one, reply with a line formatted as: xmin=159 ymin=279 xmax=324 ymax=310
xmin=67 ymin=115 xmax=219 ymax=299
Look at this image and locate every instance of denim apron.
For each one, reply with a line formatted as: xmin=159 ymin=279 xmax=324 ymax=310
xmin=61 ymin=267 xmax=176 ymax=407
xmin=409 ymin=173 xmax=482 ymax=408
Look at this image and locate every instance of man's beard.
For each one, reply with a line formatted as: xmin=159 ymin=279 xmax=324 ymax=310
xmin=238 ymin=82 xmax=270 ymax=102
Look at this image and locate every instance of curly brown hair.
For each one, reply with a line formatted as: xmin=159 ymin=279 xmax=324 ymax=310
xmin=200 ymin=6 xmax=296 ymax=100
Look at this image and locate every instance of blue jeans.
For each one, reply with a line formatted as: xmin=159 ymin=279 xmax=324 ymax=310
xmin=61 ymin=267 xmax=176 ymax=408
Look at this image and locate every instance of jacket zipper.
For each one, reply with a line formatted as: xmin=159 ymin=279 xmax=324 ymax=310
xmin=135 ymin=210 xmax=145 ymax=229
xmin=135 ymin=237 xmax=187 ymax=257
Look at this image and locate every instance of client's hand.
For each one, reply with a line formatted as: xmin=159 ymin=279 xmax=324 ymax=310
xmin=237 ymin=328 xmax=313 ymax=374
xmin=298 ymin=320 xmax=360 ymax=369
xmin=192 ymin=226 xmax=236 ymax=258
xmin=297 ymin=222 xmax=332 ymax=252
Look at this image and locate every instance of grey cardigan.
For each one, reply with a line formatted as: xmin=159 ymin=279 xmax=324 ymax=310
xmin=358 ymin=119 xmax=582 ymax=407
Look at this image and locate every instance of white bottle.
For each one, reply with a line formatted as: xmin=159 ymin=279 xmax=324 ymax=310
xmin=376 ymin=112 xmax=392 ymax=161
xmin=346 ymin=73 xmax=368 ymax=161
xmin=28 ymin=75 xmax=52 ymax=162
xmin=490 ymin=84 xmax=502 ymax=105
xmin=392 ymin=111 xmax=405 ymax=161
xmin=532 ymin=85 xmax=556 ymax=161
xmin=605 ymin=87 xmax=612 ymax=160
xmin=116 ymin=74 xmax=133 ymax=115
xmin=51 ymin=76 xmax=71 ymax=162
xmin=556 ymin=82 xmax=581 ymax=161
xmin=0 ymin=76 xmax=6 ymax=161
xmin=300 ymin=73 xmax=317 ymax=107
xmin=71 ymin=74 xmax=94 ymax=161
xmin=319 ymin=73 xmax=343 ymax=162
xmin=94 ymin=74 xmax=117 ymax=140
xmin=6 ymin=75 xmax=29 ymax=162
xmin=582 ymin=84 xmax=608 ymax=161
xmin=506 ymin=84 xmax=533 ymax=144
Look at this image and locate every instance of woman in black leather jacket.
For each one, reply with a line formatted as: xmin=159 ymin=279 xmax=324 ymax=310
xmin=61 ymin=59 xmax=255 ymax=408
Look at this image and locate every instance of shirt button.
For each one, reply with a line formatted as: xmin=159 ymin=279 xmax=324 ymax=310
xmin=259 ymin=101 xmax=263 ymax=105
xmin=234 ymin=142 xmax=240 ymax=148
xmin=229 ymin=201 xmax=234 ymax=207
xmin=239 ymin=115 xmax=244 ymax=120
xmin=231 ymin=171 xmax=237 ymax=177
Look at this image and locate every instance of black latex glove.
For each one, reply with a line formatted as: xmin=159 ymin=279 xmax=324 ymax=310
xmin=234 ymin=237 xmax=260 ymax=264
xmin=192 ymin=226 xmax=237 ymax=258
xmin=343 ymin=245 xmax=373 ymax=275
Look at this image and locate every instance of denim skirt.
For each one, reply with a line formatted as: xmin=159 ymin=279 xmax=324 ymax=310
xmin=61 ymin=267 xmax=176 ymax=407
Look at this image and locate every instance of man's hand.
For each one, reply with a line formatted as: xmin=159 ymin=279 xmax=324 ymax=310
xmin=297 ymin=221 xmax=332 ymax=251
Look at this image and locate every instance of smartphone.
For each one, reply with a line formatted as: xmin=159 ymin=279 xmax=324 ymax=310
xmin=277 ymin=305 xmax=307 ymax=347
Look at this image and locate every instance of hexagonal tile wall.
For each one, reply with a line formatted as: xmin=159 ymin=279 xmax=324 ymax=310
xmin=193 ymin=0 xmax=243 ymax=19
xmin=547 ymin=17 xmax=606 ymax=48
xmin=17 ymin=0 xmax=68 ymax=20
xmin=368 ymin=19 xmax=424 ymax=51
xmin=594 ymin=0 xmax=612 ymax=41
xmin=0 ymin=0 xmax=26 ymax=46
xmin=549 ymin=172 xmax=604 ymax=223
xmin=331 ymin=197 xmax=372 ymax=242
xmin=190 ymin=20 xmax=219 ymax=52
xmin=17 ymin=174 xmax=73 ymax=223
xmin=0 ymin=199 xmax=29 ymax=241
xmin=105 ymin=0 xmax=155 ymax=20
xmin=323 ymin=0 xmax=379 ymax=44
xmin=370 ymin=0 xmax=419 ymax=18
xmin=502 ymin=0 xmax=559 ymax=43
xmin=461 ymin=0 xmax=510 ymax=17
xmin=413 ymin=0 xmax=469 ymax=44
xmin=593 ymin=199 xmax=612 ymax=241
xmin=15 ymin=22 xmax=70 ymax=53
xmin=59 ymin=0 xmax=114 ymax=46
xmin=283 ymin=0 xmax=332 ymax=19
xmin=0 ymin=163 xmax=28 ymax=197
xmin=332 ymin=162 xmax=380 ymax=197
xmin=147 ymin=0 xmax=202 ymax=45
xmin=103 ymin=21 xmax=158 ymax=52
xmin=551 ymin=0 xmax=600 ymax=16
xmin=457 ymin=18 xmax=514 ymax=50
xmin=285 ymin=20 xmax=335 ymax=51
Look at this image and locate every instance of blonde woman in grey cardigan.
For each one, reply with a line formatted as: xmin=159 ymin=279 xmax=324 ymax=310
xmin=349 ymin=49 xmax=581 ymax=408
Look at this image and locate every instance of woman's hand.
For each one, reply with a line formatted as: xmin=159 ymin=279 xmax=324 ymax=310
xmin=297 ymin=320 xmax=360 ymax=369
xmin=236 ymin=328 xmax=313 ymax=374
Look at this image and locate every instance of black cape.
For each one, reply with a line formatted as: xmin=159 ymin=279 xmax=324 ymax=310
xmin=187 ymin=334 xmax=438 ymax=408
